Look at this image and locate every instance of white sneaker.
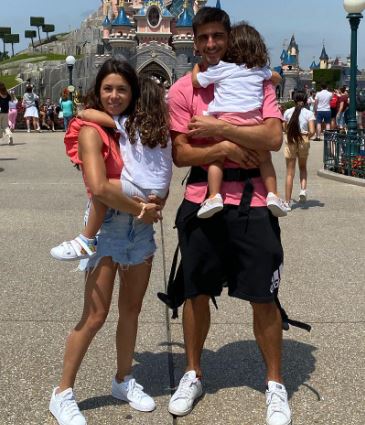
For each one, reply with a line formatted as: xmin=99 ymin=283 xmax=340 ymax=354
xmin=50 ymin=235 xmax=96 ymax=261
xmin=197 ymin=193 xmax=223 ymax=219
xmin=283 ymin=201 xmax=292 ymax=212
xmin=112 ymin=375 xmax=155 ymax=412
xmin=49 ymin=387 xmax=86 ymax=425
xmin=266 ymin=192 xmax=287 ymax=217
xmin=8 ymin=136 xmax=14 ymax=145
xmin=266 ymin=381 xmax=292 ymax=425
xmin=299 ymin=189 xmax=307 ymax=203
xmin=27 ymin=129 xmax=31 ymax=133
xmin=168 ymin=370 xmax=203 ymax=416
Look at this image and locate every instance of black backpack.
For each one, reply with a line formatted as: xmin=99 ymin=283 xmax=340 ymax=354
xmin=356 ymin=89 xmax=365 ymax=112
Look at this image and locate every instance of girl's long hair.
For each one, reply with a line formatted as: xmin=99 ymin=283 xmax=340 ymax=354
xmin=287 ymin=91 xmax=307 ymax=145
xmin=125 ymin=75 xmax=170 ymax=149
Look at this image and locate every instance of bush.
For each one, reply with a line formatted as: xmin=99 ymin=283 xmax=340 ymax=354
xmin=313 ymin=69 xmax=341 ymax=89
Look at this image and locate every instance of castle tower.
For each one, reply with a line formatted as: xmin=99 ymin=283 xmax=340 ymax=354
xmin=172 ymin=0 xmax=195 ymax=79
xmin=319 ymin=44 xmax=329 ymax=69
xmin=108 ymin=0 xmax=137 ymax=59
xmin=102 ymin=0 xmax=112 ymax=41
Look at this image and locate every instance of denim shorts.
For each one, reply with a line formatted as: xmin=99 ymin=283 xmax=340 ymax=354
xmin=79 ymin=206 xmax=156 ymax=271
xmin=316 ymin=110 xmax=331 ymax=124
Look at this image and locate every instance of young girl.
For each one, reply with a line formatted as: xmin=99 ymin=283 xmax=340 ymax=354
xmin=191 ymin=21 xmax=287 ymax=218
xmin=51 ymin=75 xmax=172 ymax=261
xmin=283 ymin=90 xmax=315 ymax=210
xmin=8 ymin=90 xmax=18 ymax=132
xmin=0 ymin=82 xmax=13 ymax=145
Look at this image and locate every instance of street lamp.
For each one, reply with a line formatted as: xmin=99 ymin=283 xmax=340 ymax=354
xmin=65 ymin=55 xmax=76 ymax=100
xmin=343 ymin=0 xmax=365 ymax=139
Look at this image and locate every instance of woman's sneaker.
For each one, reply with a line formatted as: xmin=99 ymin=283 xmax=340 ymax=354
xmin=197 ymin=193 xmax=223 ymax=219
xmin=168 ymin=370 xmax=203 ymax=416
xmin=50 ymin=235 xmax=96 ymax=261
xmin=111 ymin=375 xmax=156 ymax=412
xmin=49 ymin=387 xmax=86 ymax=425
xmin=266 ymin=193 xmax=288 ymax=217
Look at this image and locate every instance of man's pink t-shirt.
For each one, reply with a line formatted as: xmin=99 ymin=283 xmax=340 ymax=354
xmin=167 ymin=75 xmax=283 ymax=207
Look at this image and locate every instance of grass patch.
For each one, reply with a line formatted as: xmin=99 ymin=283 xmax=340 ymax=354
xmin=0 ymin=75 xmax=19 ymax=89
xmin=0 ymin=53 xmax=70 ymax=64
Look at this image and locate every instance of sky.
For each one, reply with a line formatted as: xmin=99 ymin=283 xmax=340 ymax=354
xmin=3 ymin=0 xmax=365 ymax=69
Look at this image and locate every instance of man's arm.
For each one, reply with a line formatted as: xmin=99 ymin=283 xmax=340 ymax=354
xmin=172 ymin=131 xmax=260 ymax=168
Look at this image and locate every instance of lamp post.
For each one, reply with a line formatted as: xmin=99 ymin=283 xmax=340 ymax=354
xmin=343 ymin=0 xmax=365 ymax=139
xmin=65 ymin=55 xmax=76 ymax=100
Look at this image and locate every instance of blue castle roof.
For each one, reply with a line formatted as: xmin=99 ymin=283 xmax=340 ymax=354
xmin=112 ymin=6 xmax=132 ymax=26
xmin=320 ymin=45 xmax=329 ymax=61
xmin=310 ymin=60 xmax=319 ymax=69
xmin=216 ymin=0 xmax=222 ymax=8
xmin=102 ymin=15 xmax=111 ymax=28
xmin=280 ymin=49 xmax=288 ymax=62
xmin=176 ymin=6 xmax=193 ymax=27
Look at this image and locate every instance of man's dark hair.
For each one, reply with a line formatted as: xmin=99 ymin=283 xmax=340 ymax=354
xmin=321 ymin=83 xmax=327 ymax=90
xmin=192 ymin=7 xmax=231 ymax=36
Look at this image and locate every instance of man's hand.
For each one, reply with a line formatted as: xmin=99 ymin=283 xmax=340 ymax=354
xmin=221 ymin=140 xmax=260 ymax=168
xmin=187 ymin=115 xmax=225 ymax=139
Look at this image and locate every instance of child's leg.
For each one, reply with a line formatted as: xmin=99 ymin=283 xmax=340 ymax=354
xmin=258 ymin=151 xmax=278 ymax=195
xmin=207 ymin=160 xmax=224 ymax=197
xmin=82 ymin=178 xmax=121 ymax=238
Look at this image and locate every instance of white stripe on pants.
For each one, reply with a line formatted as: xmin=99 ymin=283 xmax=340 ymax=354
xmin=0 ymin=113 xmax=12 ymax=142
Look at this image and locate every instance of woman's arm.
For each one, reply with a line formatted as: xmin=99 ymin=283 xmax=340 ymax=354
xmin=78 ymin=108 xmax=116 ymax=128
xmin=308 ymin=119 xmax=315 ymax=139
xmin=79 ymin=126 xmax=160 ymax=223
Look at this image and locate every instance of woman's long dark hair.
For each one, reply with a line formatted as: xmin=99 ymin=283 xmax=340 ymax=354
xmin=125 ymin=75 xmax=170 ymax=149
xmin=287 ymin=91 xmax=307 ymax=145
xmin=0 ymin=82 xmax=9 ymax=96
xmin=84 ymin=58 xmax=139 ymax=117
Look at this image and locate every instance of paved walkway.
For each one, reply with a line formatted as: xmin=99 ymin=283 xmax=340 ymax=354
xmin=0 ymin=131 xmax=364 ymax=425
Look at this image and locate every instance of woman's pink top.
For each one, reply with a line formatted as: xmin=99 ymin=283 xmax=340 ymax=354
xmin=64 ymin=117 xmax=123 ymax=197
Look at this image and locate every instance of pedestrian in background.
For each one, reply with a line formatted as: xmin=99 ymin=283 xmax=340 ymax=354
xmin=314 ymin=83 xmax=332 ymax=141
xmin=8 ymin=90 xmax=18 ymax=131
xmin=336 ymin=86 xmax=349 ymax=130
xmin=0 ymin=82 xmax=13 ymax=145
xmin=22 ymin=85 xmax=41 ymax=132
xmin=60 ymin=91 xmax=74 ymax=130
xmin=283 ymin=90 xmax=316 ymax=210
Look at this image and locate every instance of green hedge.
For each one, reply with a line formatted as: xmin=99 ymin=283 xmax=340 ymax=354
xmin=0 ymin=75 xmax=18 ymax=89
xmin=313 ymin=69 xmax=341 ymax=89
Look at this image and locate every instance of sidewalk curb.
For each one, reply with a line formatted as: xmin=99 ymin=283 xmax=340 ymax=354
xmin=317 ymin=168 xmax=365 ymax=187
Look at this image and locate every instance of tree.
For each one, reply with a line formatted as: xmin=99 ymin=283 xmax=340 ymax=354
xmin=30 ymin=17 xmax=45 ymax=50
xmin=0 ymin=27 xmax=11 ymax=59
xmin=3 ymin=34 xmax=20 ymax=57
xmin=313 ymin=69 xmax=341 ymax=90
xmin=42 ymin=24 xmax=55 ymax=41
xmin=25 ymin=30 xmax=37 ymax=49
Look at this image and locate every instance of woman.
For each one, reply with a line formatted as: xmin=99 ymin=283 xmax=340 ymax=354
xmin=60 ymin=91 xmax=74 ymax=130
xmin=283 ymin=90 xmax=316 ymax=211
xmin=22 ymin=85 xmax=41 ymax=132
xmin=8 ymin=90 xmax=18 ymax=132
xmin=49 ymin=58 xmax=162 ymax=425
xmin=0 ymin=82 xmax=13 ymax=145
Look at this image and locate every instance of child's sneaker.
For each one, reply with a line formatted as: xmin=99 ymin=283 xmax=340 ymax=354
xmin=50 ymin=235 xmax=96 ymax=261
xmin=266 ymin=192 xmax=288 ymax=217
xmin=197 ymin=194 xmax=223 ymax=219
xmin=299 ymin=189 xmax=307 ymax=203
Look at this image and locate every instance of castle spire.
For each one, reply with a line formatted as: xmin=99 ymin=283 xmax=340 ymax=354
xmin=216 ymin=0 xmax=221 ymax=8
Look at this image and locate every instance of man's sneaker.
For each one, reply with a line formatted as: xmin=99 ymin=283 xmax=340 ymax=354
xmin=168 ymin=370 xmax=203 ymax=416
xmin=50 ymin=235 xmax=97 ymax=261
xmin=197 ymin=193 xmax=223 ymax=219
xmin=49 ymin=387 xmax=86 ymax=425
xmin=266 ymin=193 xmax=288 ymax=217
xmin=299 ymin=189 xmax=307 ymax=203
xmin=266 ymin=381 xmax=292 ymax=425
xmin=111 ymin=375 xmax=155 ymax=412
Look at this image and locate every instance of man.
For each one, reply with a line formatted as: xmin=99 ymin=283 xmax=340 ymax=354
xmin=314 ymin=83 xmax=332 ymax=140
xmin=167 ymin=7 xmax=291 ymax=425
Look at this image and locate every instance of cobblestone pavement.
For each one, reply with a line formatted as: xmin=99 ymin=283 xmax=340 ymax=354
xmin=0 ymin=131 xmax=364 ymax=425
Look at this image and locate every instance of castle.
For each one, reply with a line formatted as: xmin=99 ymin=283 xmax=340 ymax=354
xmin=96 ymin=0 xmax=218 ymax=85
